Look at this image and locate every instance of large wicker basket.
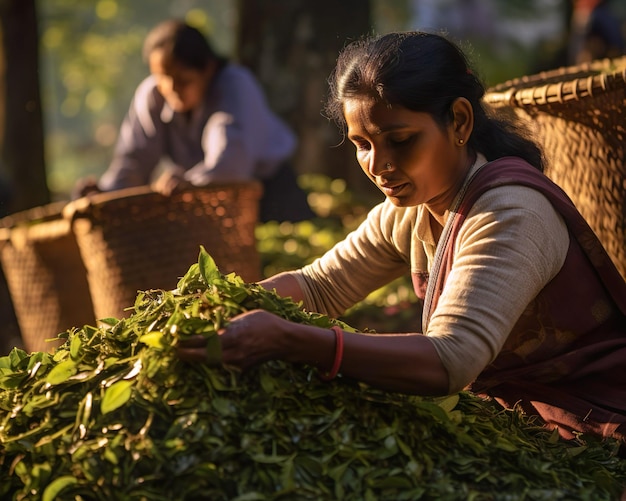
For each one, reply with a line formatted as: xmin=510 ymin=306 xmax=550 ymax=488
xmin=0 ymin=202 xmax=95 ymax=352
xmin=64 ymin=182 xmax=263 ymax=320
xmin=484 ymin=56 xmax=626 ymax=279
xmin=0 ymin=264 xmax=22 ymax=355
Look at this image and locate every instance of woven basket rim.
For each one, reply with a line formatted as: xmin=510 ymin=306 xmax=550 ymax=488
xmin=63 ymin=181 xmax=264 ymax=221
xmin=0 ymin=200 xmax=68 ymax=230
xmin=484 ymin=56 xmax=626 ymax=109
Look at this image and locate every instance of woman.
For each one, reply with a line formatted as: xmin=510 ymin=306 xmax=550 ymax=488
xmin=178 ymin=32 xmax=626 ymax=444
xmin=75 ymin=19 xmax=314 ymax=223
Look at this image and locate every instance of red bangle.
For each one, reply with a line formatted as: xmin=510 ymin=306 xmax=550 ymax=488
xmin=319 ymin=326 xmax=344 ymax=381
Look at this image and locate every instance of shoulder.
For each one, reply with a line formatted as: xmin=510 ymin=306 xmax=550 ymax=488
xmin=133 ymin=75 xmax=165 ymax=110
xmin=210 ymin=64 xmax=267 ymax=107
xmin=473 ymin=183 xmax=557 ymax=215
xmin=469 ymin=156 xmax=566 ymax=221
xmin=464 ymin=157 xmax=570 ymax=245
xmin=463 ymin=184 xmax=569 ymax=274
xmin=469 ymin=183 xmax=567 ymax=238
xmin=214 ymin=63 xmax=261 ymax=89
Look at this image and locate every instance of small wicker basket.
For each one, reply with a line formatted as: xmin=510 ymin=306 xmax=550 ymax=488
xmin=484 ymin=56 xmax=626 ymax=279
xmin=0 ymin=202 xmax=95 ymax=352
xmin=64 ymin=182 xmax=263 ymax=320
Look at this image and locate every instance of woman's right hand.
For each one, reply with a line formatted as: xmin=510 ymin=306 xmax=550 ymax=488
xmin=177 ymin=273 xmax=309 ymax=370
xmin=177 ymin=309 xmax=291 ymax=371
xmin=177 ymin=304 xmax=451 ymax=395
xmin=219 ymin=309 xmax=293 ymax=370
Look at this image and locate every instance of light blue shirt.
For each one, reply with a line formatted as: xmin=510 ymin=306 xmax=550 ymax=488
xmin=99 ymin=63 xmax=296 ymax=191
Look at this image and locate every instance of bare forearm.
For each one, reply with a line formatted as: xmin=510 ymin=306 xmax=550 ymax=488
xmin=183 ymin=306 xmax=449 ymax=396
xmin=283 ymin=323 xmax=450 ymax=396
xmin=257 ymin=273 xmax=448 ymax=395
xmin=342 ymin=332 xmax=449 ymax=395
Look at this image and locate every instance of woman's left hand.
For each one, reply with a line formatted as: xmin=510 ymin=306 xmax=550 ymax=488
xmin=177 ymin=309 xmax=289 ymax=370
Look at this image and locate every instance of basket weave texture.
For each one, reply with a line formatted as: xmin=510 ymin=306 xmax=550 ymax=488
xmin=484 ymin=57 xmax=626 ymax=279
xmin=64 ymin=182 xmax=263 ymax=320
xmin=0 ymin=202 xmax=95 ymax=352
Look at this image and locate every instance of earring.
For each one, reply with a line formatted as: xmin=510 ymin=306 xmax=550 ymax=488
xmin=385 ymin=163 xmax=392 ymax=170
xmin=458 ymin=138 xmax=465 ymax=145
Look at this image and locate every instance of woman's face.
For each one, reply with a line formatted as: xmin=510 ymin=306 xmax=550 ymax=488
xmin=149 ymin=49 xmax=213 ymax=113
xmin=344 ymin=97 xmax=470 ymax=209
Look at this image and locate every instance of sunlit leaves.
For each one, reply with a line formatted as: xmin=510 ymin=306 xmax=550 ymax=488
xmin=0 ymin=248 xmax=625 ymax=500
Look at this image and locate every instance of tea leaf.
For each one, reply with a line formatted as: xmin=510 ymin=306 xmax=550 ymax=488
xmin=45 ymin=359 xmax=77 ymax=385
xmin=198 ymin=245 xmax=221 ymax=284
xmin=437 ymin=394 xmax=460 ymax=413
xmin=42 ymin=475 xmax=77 ymax=501
xmin=69 ymin=335 xmax=82 ymax=360
xmin=100 ymin=380 xmax=133 ymax=414
xmin=139 ymin=331 xmax=165 ymax=348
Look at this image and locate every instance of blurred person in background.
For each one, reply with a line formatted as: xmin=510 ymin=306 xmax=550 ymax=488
xmin=569 ymin=0 xmax=625 ymax=63
xmin=74 ymin=19 xmax=314 ymax=223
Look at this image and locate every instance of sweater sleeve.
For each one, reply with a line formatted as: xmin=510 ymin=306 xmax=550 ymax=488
xmin=291 ymin=201 xmax=415 ymax=318
xmin=426 ymin=185 xmax=569 ymax=393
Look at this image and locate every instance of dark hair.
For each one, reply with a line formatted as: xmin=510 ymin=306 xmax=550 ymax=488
xmin=325 ymin=32 xmax=544 ymax=171
xmin=142 ymin=19 xmax=226 ymax=72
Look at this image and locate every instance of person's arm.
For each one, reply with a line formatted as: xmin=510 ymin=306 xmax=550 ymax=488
xmin=183 ymin=111 xmax=255 ymax=185
xmin=177 ymin=201 xmax=450 ymax=394
xmin=249 ymin=268 xmax=446 ymax=394
xmin=259 ymin=201 xmax=420 ymax=316
xmin=98 ymin=77 xmax=166 ymax=191
xmin=426 ymin=185 xmax=569 ymax=393
xmin=292 ymin=203 xmax=416 ymax=317
xmin=178 ymin=309 xmax=450 ymax=395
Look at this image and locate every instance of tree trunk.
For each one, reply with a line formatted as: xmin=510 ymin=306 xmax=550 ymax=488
xmin=0 ymin=0 xmax=49 ymax=214
xmin=236 ymin=0 xmax=381 ymax=200
xmin=0 ymin=0 xmax=46 ymax=353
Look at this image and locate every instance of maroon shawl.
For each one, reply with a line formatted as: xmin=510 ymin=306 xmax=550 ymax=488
xmin=423 ymin=156 xmax=626 ymax=442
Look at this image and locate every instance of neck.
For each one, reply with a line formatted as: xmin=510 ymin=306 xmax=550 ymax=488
xmin=426 ymin=150 xmax=477 ymax=226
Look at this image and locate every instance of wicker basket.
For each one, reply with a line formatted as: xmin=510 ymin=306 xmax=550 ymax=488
xmin=484 ymin=56 xmax=626 ymax=279
xmin=0 ymin=202 xmax=95 ymax=352
xmin=64 ymin=182 xmax=263 ymax=320
xmin=0 ymin=264 xmax=22 ymax=355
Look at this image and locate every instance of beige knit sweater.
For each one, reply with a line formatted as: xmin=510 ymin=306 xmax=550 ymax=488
xmin=291 ymin=156 xmax=570 ymax=393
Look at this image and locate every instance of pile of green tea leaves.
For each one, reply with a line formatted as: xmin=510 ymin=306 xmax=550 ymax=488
xmin=1 ymin=248 xmax=625 ymax=501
